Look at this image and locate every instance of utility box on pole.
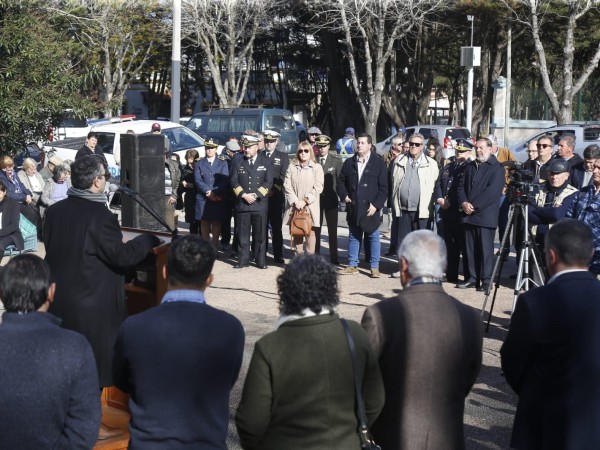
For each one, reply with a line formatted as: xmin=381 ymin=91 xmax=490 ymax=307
xmin=460 ymin=47 xmax=481 ymax=67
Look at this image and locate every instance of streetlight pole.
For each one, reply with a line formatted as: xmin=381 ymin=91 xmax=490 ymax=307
xmin=466 ymin=15 xmax=474 ymax=133
xmin=171 ymin=0 xmax=181 ymax=123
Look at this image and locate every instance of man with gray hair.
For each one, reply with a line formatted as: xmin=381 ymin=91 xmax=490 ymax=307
xmin=389 ymin=132 xmax=439 ymax=259
xmin=361 ymin=230 xmax=483 ymax=449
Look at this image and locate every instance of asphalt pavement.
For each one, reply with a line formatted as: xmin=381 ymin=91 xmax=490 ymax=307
xmin=12 ymin=210 xmax=521 ymax=449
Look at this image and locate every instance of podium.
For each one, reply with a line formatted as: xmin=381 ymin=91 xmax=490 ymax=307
xmin=103 ymin=228 xmax=172 ymax=411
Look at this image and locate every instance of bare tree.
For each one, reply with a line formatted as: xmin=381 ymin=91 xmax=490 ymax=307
xmin=505 ymin=0 xmax=600 ymax=124
xmin=182 ymin=0 xmax=282 ymax=108
xmin=307 ymin=0 xmax=445 ymax=137
xmin=47 ymin=0 xmax=167 ymax=117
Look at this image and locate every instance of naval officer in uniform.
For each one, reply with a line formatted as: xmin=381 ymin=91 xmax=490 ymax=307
xmin=229 ymin=131 xmax=273 ymax=269
xmin=263 ymin=130 xmax=289 ymax=264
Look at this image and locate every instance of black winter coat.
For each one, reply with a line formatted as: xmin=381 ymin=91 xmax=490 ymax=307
xmin=44 ymin=196 xmax=159 ymax=386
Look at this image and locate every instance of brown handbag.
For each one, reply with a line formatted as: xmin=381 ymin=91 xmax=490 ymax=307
xmin=290 ymin=206 xmax=313 ymax=237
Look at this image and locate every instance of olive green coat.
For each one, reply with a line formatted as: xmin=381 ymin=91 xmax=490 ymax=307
xmin=235 ymin=313 xmax=384 ymax=450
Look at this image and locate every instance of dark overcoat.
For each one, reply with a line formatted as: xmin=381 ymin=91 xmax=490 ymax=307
xmin=501 ymin=271 xmax=600 ymax=449
xmin=0 ymin=197 xmax=24 ymax=250
xmin=320 ymin=154 xmax=343 ymax=211
xmin=194 ymin=156 xmax=229 ymax=221
xmin=337 ymin=153 xmax=388 ymax=227
xmin=44 ymin=196 xmax=159 ymax=387
xmin=361 ymin=284 xmax=483 ymax=450
xmin=236 ymin=314 xmax=384 ymax=450
xmin=457 ymin=155 xmax=505 ymax=228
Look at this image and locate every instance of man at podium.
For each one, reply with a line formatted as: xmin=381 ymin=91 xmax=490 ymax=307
xmin=43 ymin=155 xmax=160 ymax=439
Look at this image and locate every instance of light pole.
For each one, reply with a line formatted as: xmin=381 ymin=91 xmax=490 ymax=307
xmin=171 ymin=0 xmax=181 ymax=123
xmin=466 ymin=15 xmax=474 ymax=133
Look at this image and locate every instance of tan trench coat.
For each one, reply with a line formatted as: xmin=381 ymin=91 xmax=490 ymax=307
xmin=283 ymin=160 xmax=324 ymax=227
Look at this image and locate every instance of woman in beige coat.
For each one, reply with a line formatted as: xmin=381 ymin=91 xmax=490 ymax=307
xmin=283 ymin=141 xmax=324 ymax=255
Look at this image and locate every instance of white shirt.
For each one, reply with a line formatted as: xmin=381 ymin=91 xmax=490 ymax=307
xmin=357 ymin=152 xmax=371 ymax=181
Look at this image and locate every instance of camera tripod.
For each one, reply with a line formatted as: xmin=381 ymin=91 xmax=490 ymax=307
xmin=481 ymin=200 xmax=546 ymax=331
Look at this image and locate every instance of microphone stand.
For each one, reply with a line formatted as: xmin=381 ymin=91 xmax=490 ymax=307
xmin=118 ymin=188 xmax=179 ymax=241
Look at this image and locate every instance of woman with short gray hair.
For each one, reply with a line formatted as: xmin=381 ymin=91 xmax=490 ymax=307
xmin=41 ymin=165 xmax=71 ymax=207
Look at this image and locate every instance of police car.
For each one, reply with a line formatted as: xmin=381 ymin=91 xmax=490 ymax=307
xmin=45 ymin=120 xmax=211 ymax=182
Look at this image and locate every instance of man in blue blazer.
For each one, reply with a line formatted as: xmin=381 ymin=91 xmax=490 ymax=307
xmin=456 ymin=137 xmax=505 ymax=292
xmin=337 ymin=133 xmax=388 ymax=278
xmin=113 ymin=235 xmax=245 ymax=449
xmin=501 ymin=219 xmax=600 ymax=449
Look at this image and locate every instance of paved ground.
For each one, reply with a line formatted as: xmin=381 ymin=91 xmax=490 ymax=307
xmin=9 ymin=211 xmax=521 ymax=449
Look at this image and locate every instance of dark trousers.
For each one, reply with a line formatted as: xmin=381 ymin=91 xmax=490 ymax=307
xmin=315 ymin=207 xmax=339 ymax=263
xmin=236 ymin=209 xmax=267 ymax=266
xmin=464 ymin=224 xmax=496 ymax=284
xmin=396 ymin=210 xmax=428 ymax=255
xmin=220 ymin=202 xmax=234 ymax=245
xmin=266 ymin=196 xmax=284 ymax=260
xmin=441 ymin=210 xmax=470 ymax=282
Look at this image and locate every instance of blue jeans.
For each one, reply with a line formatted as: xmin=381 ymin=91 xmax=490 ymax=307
xmin=348 ymin=222 xmax=381 ymax=269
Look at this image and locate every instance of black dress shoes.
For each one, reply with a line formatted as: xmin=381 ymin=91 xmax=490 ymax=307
xmin=234 ymin=264 xmax=248 ymax=269
xmin=477 ymin=283 xmax=490 ymax=292
xmin=274 ymin=257 xmax=285 ymax=264
xmin=257 ymin=264 xmax=268 ymax=269
xmin=456 ymin=281 xmax=477 ymax=289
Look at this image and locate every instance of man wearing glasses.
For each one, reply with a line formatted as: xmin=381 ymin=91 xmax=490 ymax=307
xmin=389 ymin=133 xmax=439 ymax=262
xmin=43 ymin=156 xmax=160 ymax=438
xmin=457 ymin=138 xmax=505 ymax=292
xmin=526 ymin=135 xmax=554 ymax=183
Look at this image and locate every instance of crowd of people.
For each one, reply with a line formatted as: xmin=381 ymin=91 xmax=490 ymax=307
xmin=167 ymin=124 xmax=600 ymax=286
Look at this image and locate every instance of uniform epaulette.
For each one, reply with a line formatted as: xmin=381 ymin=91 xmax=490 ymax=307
xmin=197 ymin=156 xmax=205 ymax=160
xmin=218 ymin=156 xmax=226 ymax=161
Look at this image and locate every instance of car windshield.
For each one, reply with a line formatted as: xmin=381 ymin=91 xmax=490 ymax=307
xmin=144 ymin=127 xmax=204 ymax=151
xmin=446 ymin=128 xmax=471 ymax=140
xmin=95 ymin=133 xmax=115 ymax=154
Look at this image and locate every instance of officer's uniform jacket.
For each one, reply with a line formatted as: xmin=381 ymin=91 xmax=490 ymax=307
xmin=229 ymin=152 xmax=273 ymax=212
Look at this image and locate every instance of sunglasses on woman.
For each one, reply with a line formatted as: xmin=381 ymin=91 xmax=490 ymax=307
xmin=298 ymin=149 xmax=311 ymax=154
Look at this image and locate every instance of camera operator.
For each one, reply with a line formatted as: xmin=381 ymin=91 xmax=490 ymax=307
xmin=528 ymin=158 xmax=578 ymax=251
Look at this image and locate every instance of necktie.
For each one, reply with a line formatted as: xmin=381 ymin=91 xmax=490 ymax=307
xmin=249 ymin=159 xmax=253 ymax=170
xmin=321 ymin=157 xmax=325 ymax=166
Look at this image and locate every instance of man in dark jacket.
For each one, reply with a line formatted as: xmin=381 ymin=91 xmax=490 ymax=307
xmin=113 ymin=235 xmax=244 ymax=450
xmin=501 ymin=219 xmax=600 ymax=449
xmin=314 ymin=134 xmax=343 ymax=265
xmin=263 ymin=130 xmax=289 ymax=263
xmin=456 ymin=137 xmax=505 ymax=292
xmin=0 ymin=254 xmax=101 ymax=449
xmin=337 ymin=133 xmax=388 ymax=278
xmin=434 ymin=144 xmax=472 ymax=283
xmin=229 ymin=131 xmax=273 ymax=269
xmin=44 ymin=156 xmax=159 ymax=438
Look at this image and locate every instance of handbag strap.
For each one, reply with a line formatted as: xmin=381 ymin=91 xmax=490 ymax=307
xmin=340 ymin=319 xmax=370 ymax=436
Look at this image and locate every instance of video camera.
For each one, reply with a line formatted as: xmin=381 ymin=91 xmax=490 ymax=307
xmin=503 ymin=161 xmax=541 ymax=205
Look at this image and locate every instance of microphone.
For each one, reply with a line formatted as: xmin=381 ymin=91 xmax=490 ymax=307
xmin=117 ymin=186 xmax=139 ymax=196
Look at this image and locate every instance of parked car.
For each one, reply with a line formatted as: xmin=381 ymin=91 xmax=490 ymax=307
xmin=185 ymin=108 xmax=299 ymax=154
xmin=509 ymin=124 xmax=600 ymax=162
xmin=376 ymin=125 xmax=473 ymax=159
xmin=296 ymin=121 xmax=307 ymax=141
xmin=48 ymin=111 xmax=136 ymax=142
xmin=14 ymin=142 xmax=43 ymax=169
xmin=44 ymin=120 xmax=207 ymax=182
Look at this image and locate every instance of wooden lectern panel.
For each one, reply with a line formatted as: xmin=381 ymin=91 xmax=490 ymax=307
xmin=104 ymin=228 xmax=172 ymax=411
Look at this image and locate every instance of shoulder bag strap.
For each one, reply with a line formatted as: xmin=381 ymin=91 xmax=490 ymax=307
xmin=340 ymin=319 xmax=372 ymax=443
